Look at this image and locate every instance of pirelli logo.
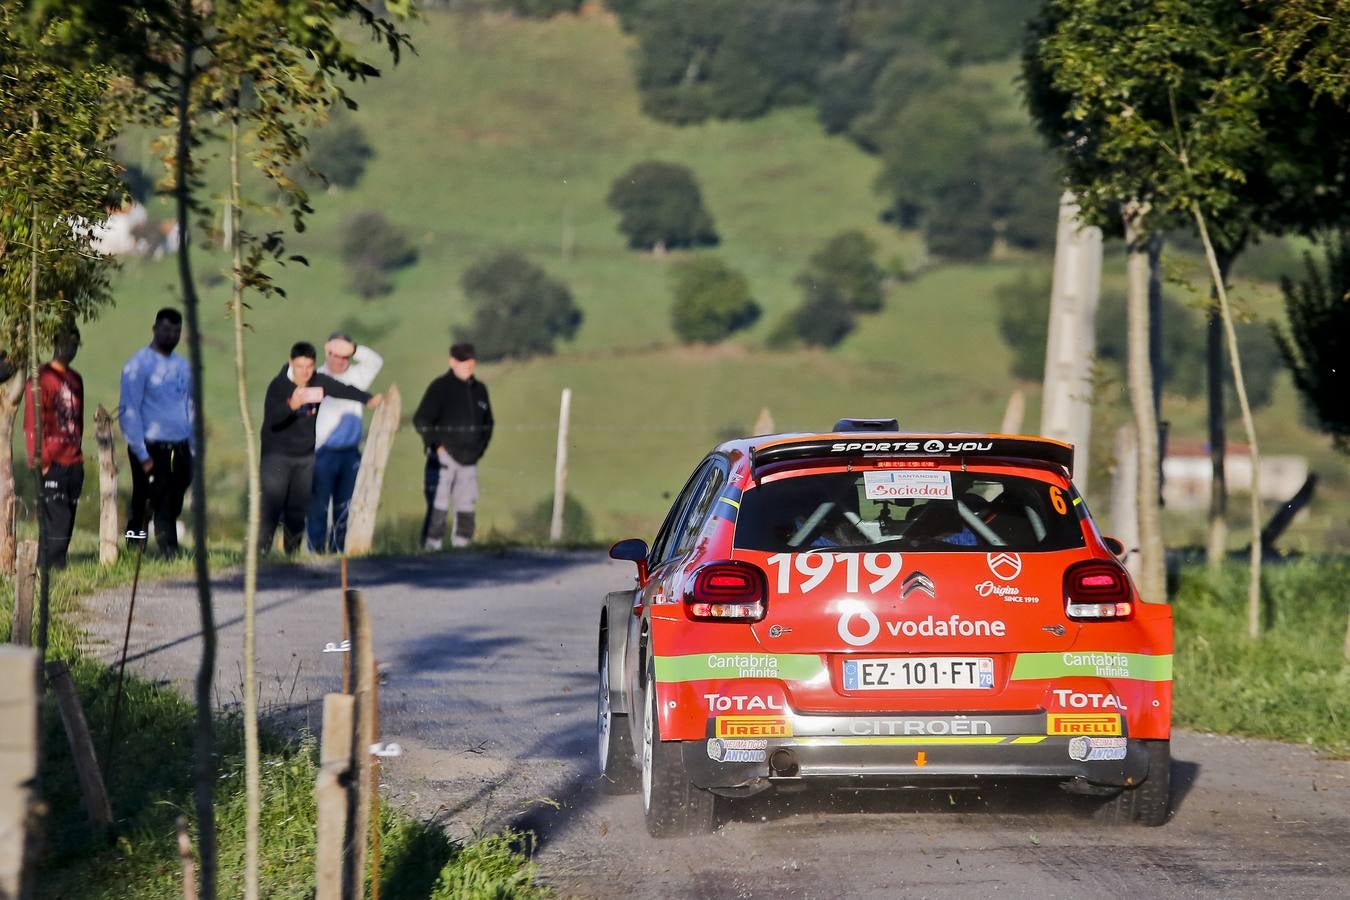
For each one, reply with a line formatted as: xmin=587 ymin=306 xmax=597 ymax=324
xmin=1047 ymin=713 xmax=1122 ymax=736
xmin=716 ymin=716 xmax=793 ymax=738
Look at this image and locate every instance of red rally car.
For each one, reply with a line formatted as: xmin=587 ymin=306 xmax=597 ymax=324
xmin=596 ymin=422 xmax=1173 ymax=836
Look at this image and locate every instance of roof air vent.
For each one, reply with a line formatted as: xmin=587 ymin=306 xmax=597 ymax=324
xmin=833 ymin=418 xmax=899 ymax=433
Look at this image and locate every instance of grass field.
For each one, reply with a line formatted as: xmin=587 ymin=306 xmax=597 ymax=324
xmin=70 ymin=8 xmax=1346 ymax=552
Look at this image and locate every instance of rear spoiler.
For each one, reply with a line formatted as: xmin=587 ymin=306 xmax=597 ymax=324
xmin=749 ymin=433 xmax=1074 ymax=475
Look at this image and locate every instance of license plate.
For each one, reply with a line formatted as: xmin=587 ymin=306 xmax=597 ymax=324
xmin=843 ymin=657 xmax=994 ymax=691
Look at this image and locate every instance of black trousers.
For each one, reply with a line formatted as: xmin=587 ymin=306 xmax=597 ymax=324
xmin=260 ymin=453 xmax=314 ymax=555
xmin=127 ymin=441 xmax=193 ymax=553
xmin=40 ymin=462 xmax=84 ymax=568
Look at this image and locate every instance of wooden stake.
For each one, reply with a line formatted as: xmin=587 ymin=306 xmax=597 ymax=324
xmin=340 ymin=566 xmax=350 ymax=695
xmin=343 ymin=591 xmax=374 ymax=899
xmin=45 ymin=661 xmax=112 ymax=839
xmin=177 ymin=815 xmax=198 ymax=900
xmin=95 ymin=405 xmax=119 ymax=566
xmin=315 ymin=693 xmax=354 ymax=900
xmin=11 ymin=541 xmax=36 ymax=647
xmin=369 ymin=657 xmax=382 ymax=900
xmin=345 ymin=385 xmax=401 ymax=556
xmin=549 ymin=388 xmax=572 ymax=543
xmin=0 ymin=647 xmax=39 ymax=900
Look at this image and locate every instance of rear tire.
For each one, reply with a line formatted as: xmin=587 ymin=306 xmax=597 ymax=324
xmin=1088 ymin=739 xmax=1171 ymax=826
xmin=597 ymin=641 xmax=639 ymax=794
xmin=641 ymin=662 xmax=715 ymax=837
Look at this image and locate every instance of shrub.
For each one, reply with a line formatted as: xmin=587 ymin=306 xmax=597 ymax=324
xmin=994 ymin=272 xmax=1051 ymax=381
xmin=783 ymin=291 xmax=855 ymax=348
xmin=341 ymin=212 xmax=418 ymax=299
xmin=512 ymin=492 xmax=594 ymax=544
xmin=669 ymin=257 xmax=760 ymax=343
xmin=303 ymin=116 xmax=375 ymax=190
xmin=606 ymin=161 xmax=718 ymax=251
xmin=454 ymin=251 xmax=582 ymax=361
xmin=798 ymin=230 xmax=886 ymax=314
xmin=498 ymin=0 xmax=584 ymax=17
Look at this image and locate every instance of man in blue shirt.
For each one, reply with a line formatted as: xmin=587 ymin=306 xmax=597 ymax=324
xmin=119 ymin=308 xmax=194 ymax=555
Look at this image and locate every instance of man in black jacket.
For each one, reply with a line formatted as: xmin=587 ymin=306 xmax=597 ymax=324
xmin=260 ymin=341 xmax=379 ymax=555
xmin=414 ymin=342 xmax=493 ymax=549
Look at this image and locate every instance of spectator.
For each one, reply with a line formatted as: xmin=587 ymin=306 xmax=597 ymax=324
xmin=119 ymin=308 xmax=194 ymax=555
xmin=23 ymin=325 xmax=84 ymax=568
xmin=260 ymin=341 xmax=378 ymax=555
xmin=414 ymin=342 xmax=493 ymax=550
xmin=306 ymin=333 xmax=384 ymax=553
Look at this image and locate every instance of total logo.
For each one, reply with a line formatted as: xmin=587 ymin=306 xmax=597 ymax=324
xmin=987 ymin=552 xmax=1022 ymax=581
xmin=1052 ymin=689 xmax=1127 ymax=711
xmin=703 ymin=693 xmax=786 ymax=713
xmin=836 ymin=601 xmax=1007 ymax=647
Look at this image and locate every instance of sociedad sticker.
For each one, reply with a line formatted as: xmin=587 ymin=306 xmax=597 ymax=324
xmin=864 ymin=470 xmax=953 ymax=501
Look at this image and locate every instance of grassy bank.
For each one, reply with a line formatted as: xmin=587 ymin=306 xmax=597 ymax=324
xmin=1 ymin=552 xmax=545 ymax=899
xmin=1173 ymin=559 xmax=1350 ymax=757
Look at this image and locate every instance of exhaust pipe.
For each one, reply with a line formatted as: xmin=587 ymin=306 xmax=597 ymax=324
xmin=769 ymin=748 xmax=799 ymax=777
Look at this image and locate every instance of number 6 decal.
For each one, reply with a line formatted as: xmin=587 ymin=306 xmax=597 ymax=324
xmin=1049 ymin=486 xmax=1067 ymax=515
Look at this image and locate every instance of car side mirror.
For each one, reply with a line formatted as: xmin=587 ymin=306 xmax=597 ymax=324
xmin=1102 ymin=536 xmax=1125 ymax=558
xmin=610 ymin=538 xmax=650 ymax=586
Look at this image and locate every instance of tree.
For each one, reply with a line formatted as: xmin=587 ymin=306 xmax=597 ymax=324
xmin=994 ymin=273 xmax=1052 ymax=381
xmin=1022 ymin=0 xmax=1350 ymax=630
xmin=615 ymin=0 xmax=843 ymax=124
xmin=0 ymin=2 xmax=121 ymax=584
xmin=455 ymin=251 xmax=582 ymax=361
xmin=33 ymin=1 xmax=414 ymax=895
xmin=775 ymin=292 xmax=856 ymax=349
xmin=342 ymin=211 xmax=418 ymax=298
xmin=1028 ymin=1 xmax=1350 ymax=578
xmin=607 ymin=161 xmax=718 ymax=251
xmin=1274 ymin=231 xmax=1350 ymax=451
xmin=299 ymin=113 xmax=375 ymax=190
xmin=798 ymin=230 xmax=886 ymax=314
xmin=669 ymin=256 xmax=760 ymax=343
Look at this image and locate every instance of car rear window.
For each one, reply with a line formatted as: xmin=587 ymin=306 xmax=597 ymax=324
xmin=733 ymin=470 xmax=1086 ymax=553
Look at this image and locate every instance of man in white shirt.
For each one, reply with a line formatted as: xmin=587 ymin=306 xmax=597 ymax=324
xmin=306 ymin=332 xmax=383 ymax=553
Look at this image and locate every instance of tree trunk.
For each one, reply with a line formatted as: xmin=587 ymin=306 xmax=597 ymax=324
xmin=1123 ymin=205 xmax=1166 ymax=603
xmin=0 ymin=376 xmax=24 ymax=576
xmin=1147 ymin=235 xmax=1166 ymax=506
xmin=27 ymin=195 xmax=50 ymax=664
xmin=1190 ymin=206 xmax=1262 ymax=638
xmin=228 ymin=100 xmax=262 ymax=900
xmin=174 ymin=15 xmax=217 ymax=897
xmin=1206 ymin=308 xmax=1228 ymax=570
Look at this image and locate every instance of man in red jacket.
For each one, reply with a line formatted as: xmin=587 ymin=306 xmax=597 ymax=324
xmin=23 ymin=325 xmax=84 ymax=568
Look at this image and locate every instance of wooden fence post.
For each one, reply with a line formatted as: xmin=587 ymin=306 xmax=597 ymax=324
xmin=315 ymin=693 xmax=355 ymax=900
xmin=176 ymin=815 xmax=198 ymax=900
xmin=0 ymin=647 xmax=39 ymax=900
xmin=45 ymin=661 xmax=112 ymax=840
xmin=344 ymin=385 xmax=400 ymax=556
xmin=549 ymin=388 xmax=572 ymax=543
xmin=343 ymin=591 xmax=374 ymax=899
xmin=95 ymin=406 xmax=119 ymax=566
xmin=11 ymin=541 xmax=37 ymax=647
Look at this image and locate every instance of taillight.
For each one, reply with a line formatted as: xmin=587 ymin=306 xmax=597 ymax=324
xmin=1063 ymin=559 xmax=1133 ymax=620
xmin=685 ymin=561 xmax=767 ymax=622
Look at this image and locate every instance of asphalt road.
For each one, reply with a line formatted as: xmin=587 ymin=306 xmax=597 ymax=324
xmin=85 ymin=551 xmax=1350 ymax=899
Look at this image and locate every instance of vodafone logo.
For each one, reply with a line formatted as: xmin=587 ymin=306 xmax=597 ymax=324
xmin=837 ymin=600 xmax=881 ymax=647
xmin=987 ymin=552 xmax=1022 ymax=581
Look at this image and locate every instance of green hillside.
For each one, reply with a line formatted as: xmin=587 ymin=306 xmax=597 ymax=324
xmin=76 ymin=10 xmax=1345 ymax=551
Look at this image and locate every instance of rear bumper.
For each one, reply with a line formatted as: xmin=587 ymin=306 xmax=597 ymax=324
xmin=682 ymin=711 xmax=1155 ymax=796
